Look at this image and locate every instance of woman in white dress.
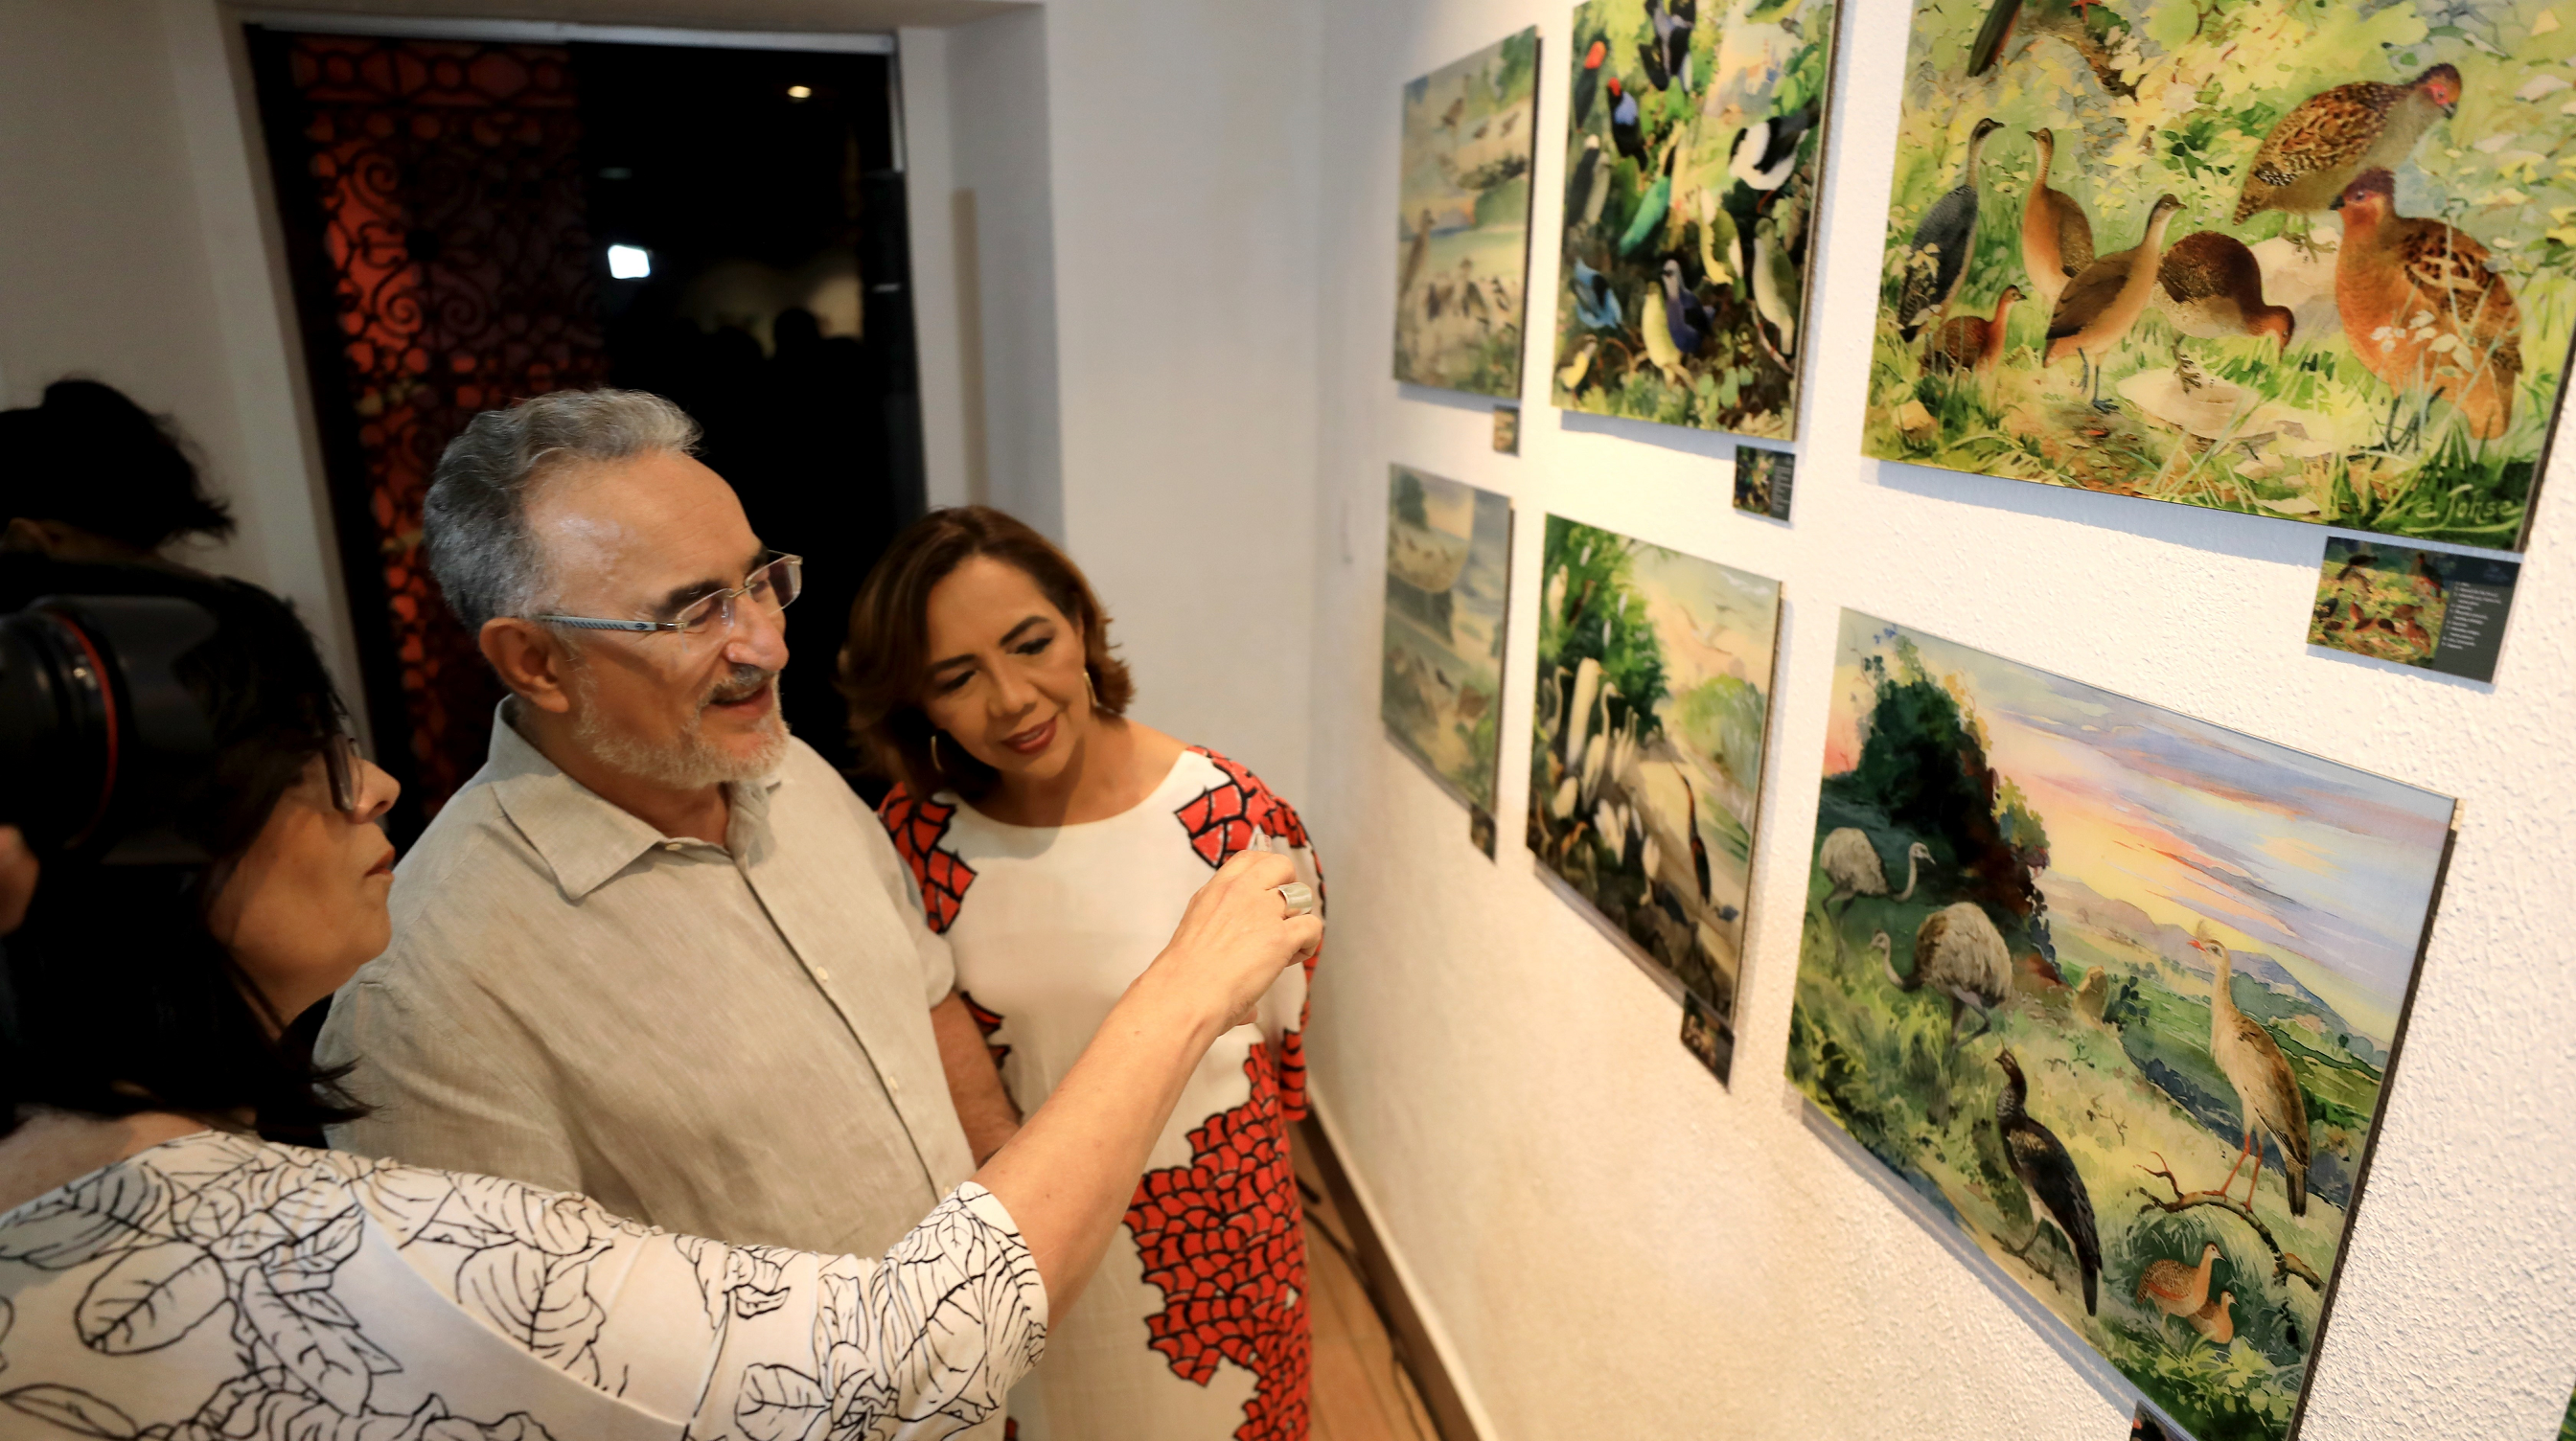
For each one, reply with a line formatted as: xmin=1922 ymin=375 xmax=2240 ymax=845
xmin=844 ymin=508 xmax=1323 ymax=1441
xmin=0 ymin=566 xmax=1320 ymax=1441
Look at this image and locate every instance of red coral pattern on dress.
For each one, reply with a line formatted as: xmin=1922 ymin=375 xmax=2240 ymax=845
xmin=1174 ymin=748 xmax=1321 ymax=1120
xmin=960 ymin=990 xmax=1012 ymax=1070
xmin=879 ymin=784 xmax=977 ymax=934
xmin=1125 ymin=1049 xmax=1310 ymax=1441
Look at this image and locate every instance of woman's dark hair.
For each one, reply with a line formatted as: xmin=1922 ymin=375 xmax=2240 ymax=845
xmin=842 ymin=505 xmax=1134 ymax=801
xmin=0 ymin=562 xmax=358 ymax=1140
xmin=0 ymin=379 xmax=235 ymax=552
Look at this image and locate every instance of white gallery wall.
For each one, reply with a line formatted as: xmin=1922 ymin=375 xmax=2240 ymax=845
xmin=1300 ymin=0 xmax=2576 ymax=1438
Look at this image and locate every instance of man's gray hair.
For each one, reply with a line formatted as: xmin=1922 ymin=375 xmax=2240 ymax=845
xmin=423 ymin=388 xmax=702 ymax=632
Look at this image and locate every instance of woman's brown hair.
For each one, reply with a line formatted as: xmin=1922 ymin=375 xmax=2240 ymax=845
xmin=841 ymin=505 xmax=1135 ymax=801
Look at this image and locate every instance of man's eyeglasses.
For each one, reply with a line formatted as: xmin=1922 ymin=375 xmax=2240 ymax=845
xmin=535 ymin=554 xmax=803 ymax=642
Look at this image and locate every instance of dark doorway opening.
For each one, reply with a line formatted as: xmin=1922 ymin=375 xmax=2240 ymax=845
xmin=250 ymin=27 xmax=923 ymax=841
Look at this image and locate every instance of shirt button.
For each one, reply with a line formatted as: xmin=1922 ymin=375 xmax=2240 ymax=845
xmin=661 ymin=840 xmax=685 ymax=852
xmin=813 ymin=968 xmax=831 ymax=982
xmin=886 ymin=1076 xmax=902 ymax=1096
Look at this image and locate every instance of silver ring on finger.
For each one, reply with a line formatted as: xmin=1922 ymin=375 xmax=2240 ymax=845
xmin=1275 ymin=881 xmax=1317 ymax=918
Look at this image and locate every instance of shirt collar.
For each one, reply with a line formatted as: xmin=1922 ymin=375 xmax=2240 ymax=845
xmin=481 ymin=700 xmax=789 ymax=900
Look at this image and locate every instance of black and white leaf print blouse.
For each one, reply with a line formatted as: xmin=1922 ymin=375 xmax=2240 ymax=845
xmin=0 ymin=1130 xmax=1046 ymax=1440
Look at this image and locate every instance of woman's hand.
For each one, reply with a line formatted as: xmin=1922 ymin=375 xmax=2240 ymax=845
xmin=0 ymin=826 xmax=36 ymax=935
xmin=1142 ymin=849 xmax=1322 ymax=1034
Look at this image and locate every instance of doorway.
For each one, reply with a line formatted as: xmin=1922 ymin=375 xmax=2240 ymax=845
xmin=250 ymin=24 xmax=924 ymax=838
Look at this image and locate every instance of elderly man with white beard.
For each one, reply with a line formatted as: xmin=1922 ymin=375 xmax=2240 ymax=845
xmin=318 ymin=390 xmax=1023 ymax=1286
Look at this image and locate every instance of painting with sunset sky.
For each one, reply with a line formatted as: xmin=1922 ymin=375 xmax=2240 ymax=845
xmin=1786 ymin=611 xmax=2453 ymax=1441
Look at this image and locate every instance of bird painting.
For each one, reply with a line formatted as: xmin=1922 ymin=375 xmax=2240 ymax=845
xmin=1752 ymin=213 xmax=1802 ymax=359
xmin=1400 ymin=208 xmax=1436 ymax=300
xmin=1619 ymin=147 xmax=1679 ymax=258
xmin=1994 ymin=1047 xmax=2103 ymax=1315
xmin=2192 ymin=928 xmax=2312 ymax=1217
xmin=1872 ymin=901 xmax=2010 ymax=1045
xmin=1898 ymin=117 xmax=2002 ymax=342
xmin=2331 ymin=167 xmax=2523 ymax=441
xmin=1815 ymin=830 xmax=1931 ymax=958
xmin=1729 ymin=108 xmax=1817 ymax=194
xmin=1557 ymin=336 xmax=1601 ymax=393
xmin=1568 ymin=136 xmax=1607 ymax=233
xmin=2234 ymin=65 xmax=2461 ymax=226
xmin=1573 ymin=38 xmax=1608 ymax=126
xmin=1662 ymin=258 xmax=1713 ymax=356
xmin=1570 ymin=258 xmax=1623 ymax=331
xmin=2044 ymin=193 xmax=2183 ymax=410
xmin=2134 ymin=1242 xmax=2223 ymax=1333
xmin=2018 ymin=128 xmax=2094 ymax=309
xmin=2185 ymin=1291 xmax=2237 ymax=1346
xmin=1640 ymin=284 xmax=1690 ymax=385
xmin=1929 ymin=285 xmax=2022 ymax=376
xmin=1609 ymin=77 xmax=1646 ymax=163
xmin=1966 ymin=0 xmax=2136 ymax=100
xmin=1647 ymin=0 xmax=1696 ymax=94
xmin=2155 ymin=232 xmax=2295 ymax=354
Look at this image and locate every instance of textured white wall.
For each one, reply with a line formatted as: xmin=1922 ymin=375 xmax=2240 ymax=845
xmin=1301 ymin=1 xmax=2576 ymax=1438
xmin=1043 ymin=0 xmax=1324 ymax=801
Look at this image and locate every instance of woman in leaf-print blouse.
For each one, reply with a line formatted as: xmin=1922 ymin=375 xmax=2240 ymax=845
xmin=0 ymin=567 xmax=1320 ymax=1441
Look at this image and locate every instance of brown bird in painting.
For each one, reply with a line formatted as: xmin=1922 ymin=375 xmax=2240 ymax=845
xmin=1930 ymin=286 xmax=2023 ymax=376
xmin=2333 ymin=168 xmax=2523 ymax=440
xmin=2156 ymin=232 xmax=2294 ymax=352
xmin=2020 ymin=128 xmax=2095 ymax=309
xmin=2234 ymin=64 xmax=2461 ymax=226
xmin=2193 ymin=927 xmax=2312 ymax=1216
xmin=2045 ymin=193 xmax=2183 ymax=409
xmin=2134 ymin=1241 xmax=2223 ymax=1328
xmin=2185 ymin=1290 xmax=2237 ymax=1345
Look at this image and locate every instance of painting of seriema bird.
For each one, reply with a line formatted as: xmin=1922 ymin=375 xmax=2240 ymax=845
xmin=1995 ymin=1048 xmax=2102 ymax=1315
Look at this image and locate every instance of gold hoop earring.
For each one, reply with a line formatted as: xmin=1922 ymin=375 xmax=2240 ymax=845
xmin=1085 ymin=668 xmax=1098 ymax=706
xmin=930 ymin=733 xmax=947 ymax=774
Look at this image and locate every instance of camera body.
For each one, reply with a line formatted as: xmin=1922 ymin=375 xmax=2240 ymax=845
xmin=0 ymin=595 xmax=217 ymax=858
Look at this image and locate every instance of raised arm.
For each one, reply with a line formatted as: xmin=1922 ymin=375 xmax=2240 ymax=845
xmin=969 ymin=847 xmax=1320 ymax=1312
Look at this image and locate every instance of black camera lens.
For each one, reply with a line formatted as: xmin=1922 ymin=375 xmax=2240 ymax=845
xmin=0 ymin=596 xmax=216 ymax=855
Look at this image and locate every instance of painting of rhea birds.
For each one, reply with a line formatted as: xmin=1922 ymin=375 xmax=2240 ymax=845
xmin=1528 ymin=516 xmax=1782 ymax=1082
xmin=1395 ymin=29 xmax=1541 ymax=398
xmin=1382 ymin=467 xmax=1514 ymax=811
xmin=1865 ymin=0 xmax=2576 ymax=549
xmin=1787 ymin=611 xmax=2454 ymax=1441
xmin=1551 ymin=0 xmax=1843 ymax=436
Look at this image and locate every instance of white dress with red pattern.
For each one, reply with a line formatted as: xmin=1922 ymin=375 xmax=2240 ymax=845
xmin=879 ymin=746 xmax=1319 ymax=1441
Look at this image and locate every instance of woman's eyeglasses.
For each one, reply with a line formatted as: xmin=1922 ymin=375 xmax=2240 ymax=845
xmin=535 ymin=553 xmax=804 ymax=642
xmin=322 ymin=731 xmax=364 ymax=817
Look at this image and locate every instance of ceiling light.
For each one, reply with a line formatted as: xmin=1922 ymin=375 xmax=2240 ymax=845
xmin=786 ymin=84 xmax=813 ymax=100
xmin=607 ymin=244 xmax=652 ymax=280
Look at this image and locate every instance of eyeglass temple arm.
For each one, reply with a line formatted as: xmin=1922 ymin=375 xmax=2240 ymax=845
xmin=534 ymin=615 xmax=674 ymax=633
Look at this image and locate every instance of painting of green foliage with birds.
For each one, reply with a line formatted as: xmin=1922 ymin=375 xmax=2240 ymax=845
xmin=1551 ymin=0 xmax=1841 ymax=436
xmin=1395 ymin=29 xmax=1541 ymax=398
xmin=1867 ymin=0 xmax=2576 ymax=548
xmin=1382 ymin=467 xmax=1513 ymax=810
xmin=1528 ymin=516 xmax=1780 ymax=1082
xmin=1786 ymin=611 xmax=2455 ymax=1441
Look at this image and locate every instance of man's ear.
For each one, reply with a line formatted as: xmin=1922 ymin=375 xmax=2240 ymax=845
xmin=481 ymin=618 xmax=576 ymax=715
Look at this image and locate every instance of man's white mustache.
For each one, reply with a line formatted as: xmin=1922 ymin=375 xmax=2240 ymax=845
xmin=704 ymin=668 xmax=776 ymax=707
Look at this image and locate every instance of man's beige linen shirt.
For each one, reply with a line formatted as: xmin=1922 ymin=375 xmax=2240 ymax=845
xmin=317 ymin=708 xmax=977 ymax=1257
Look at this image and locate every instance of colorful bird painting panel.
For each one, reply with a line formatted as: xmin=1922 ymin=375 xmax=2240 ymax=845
xmin=1529 ymin=515 xmax=1782 ymax=1083
xmin=1866 ymin=0 xmax=2576 ymax=549
xmin=1382 ymin=467 xmax=1514 ymax=811
xmin=1395 ymin=30 xmax=1542 ymax=399
xmin=1551 ymin=0 xmax=1844 ymax=437
xmin=1786 ymin=609 xmax=2455 ymax=1441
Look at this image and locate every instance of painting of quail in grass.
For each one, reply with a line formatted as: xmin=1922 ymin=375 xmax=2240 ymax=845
xmin=1787 ymin=610 xmax=2453 ymax=1441
xmin=1395 ymin=29 xmax=1540 ymax=398
xmin=1867 ymin=0 xmax=2576 ymax=549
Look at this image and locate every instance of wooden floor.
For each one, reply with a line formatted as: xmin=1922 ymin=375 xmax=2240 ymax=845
xmin=1294 ymin=1132 xmax=1440 ymax=1441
